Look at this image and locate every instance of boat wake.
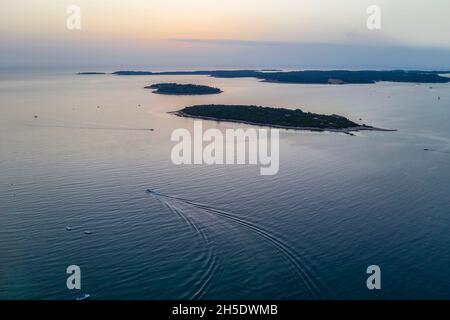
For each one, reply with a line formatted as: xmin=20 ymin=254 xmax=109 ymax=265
xmin=424 ymin=148 xmax=450 ymax=155
xmin=159 ymin=201 xmax=218 ymax=299
xmin=146 ymin=189 xmax=327 ymax=299
xmin=26 ymin=117 xmax=153 ymax=131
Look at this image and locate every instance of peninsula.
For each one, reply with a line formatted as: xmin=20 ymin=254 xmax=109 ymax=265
xmin=145 ymin=83 xmax=222 ymax=95
xmin=172 ymin=104 xmax=395 ymax=133
xmin=109 ymin=70 xmax=450 ymax=84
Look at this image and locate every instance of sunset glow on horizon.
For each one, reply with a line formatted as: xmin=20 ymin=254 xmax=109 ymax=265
xmin=2 ymin=0 xmax=450 ymax=68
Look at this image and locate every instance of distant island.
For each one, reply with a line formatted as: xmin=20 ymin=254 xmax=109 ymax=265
xmin=108 ymin=70 xmax=450 ymax=84
xmin=145 ymin=83 xmax=222 ymax=95
xmin=172 ymin=104 xmax=396 ymax=133
xmin=77 ymin=72 xmax=106 ymax=75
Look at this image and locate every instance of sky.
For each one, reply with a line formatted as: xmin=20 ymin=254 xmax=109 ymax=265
xmin=1 ymin=0 xmax=450 ymax=69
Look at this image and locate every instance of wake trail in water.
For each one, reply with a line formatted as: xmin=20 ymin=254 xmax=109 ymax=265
xmin=424 ymin=148 xmax=450 ymax=155
xmin=26 ymin=117 xmax=153 ymax=131
xmin=27 ymin=124 xmax=152 ymax=131
xmin=147 ymin=190 xmax=326 ymax=299
xmin=150 ymin=193 xmax=218 ymax=300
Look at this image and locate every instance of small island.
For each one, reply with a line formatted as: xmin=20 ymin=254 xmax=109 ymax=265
xmin=172 ymin=104 xmax=395 ymax=134
xmin=77 ymin=72 xmax=106 ymax=75
xmin=145 ymin=83 xmax=222 ymax=95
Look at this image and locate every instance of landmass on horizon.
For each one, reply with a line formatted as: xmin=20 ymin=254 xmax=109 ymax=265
xmin=77 ymin=72 xmax=106 ymax=75
xmin=171 ymin=105 xmax=396 ymax=134
xmin=78 ymin=70 xmax=450 ymax=84
xmin=145 ymin=83 xmax=222 ymax=95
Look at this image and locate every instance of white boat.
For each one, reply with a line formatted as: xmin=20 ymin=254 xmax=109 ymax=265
xmin=76 ymin=293 xmax=91 ymax=300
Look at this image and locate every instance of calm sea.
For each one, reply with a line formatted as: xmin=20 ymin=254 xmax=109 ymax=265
xmin=0 ymin=68 xmax=449 ymax=299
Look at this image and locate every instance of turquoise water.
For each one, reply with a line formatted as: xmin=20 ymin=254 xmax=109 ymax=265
xmin=0 ymin=69 xmax=449 ymax=299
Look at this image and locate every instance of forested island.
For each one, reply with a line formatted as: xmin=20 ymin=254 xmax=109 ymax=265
xmin=109 ymin=70 xmax=450 ymax=84
xmin=145 ymin=83 xmax=222 ymax=95
xmin=172 ymin=104 xmax=395 ymax=133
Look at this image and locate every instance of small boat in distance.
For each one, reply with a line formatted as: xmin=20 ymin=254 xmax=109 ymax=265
xmin=76 ymin=293 xmax=91 ymax=300
xmin=84 ymin=231 xmax=92 ymax=235
xmin=66 ymin=226 xmax=72 ymax=231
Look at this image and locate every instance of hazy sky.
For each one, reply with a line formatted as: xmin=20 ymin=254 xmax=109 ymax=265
xmin=1 ymin=0 xmax=450 ymax=69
